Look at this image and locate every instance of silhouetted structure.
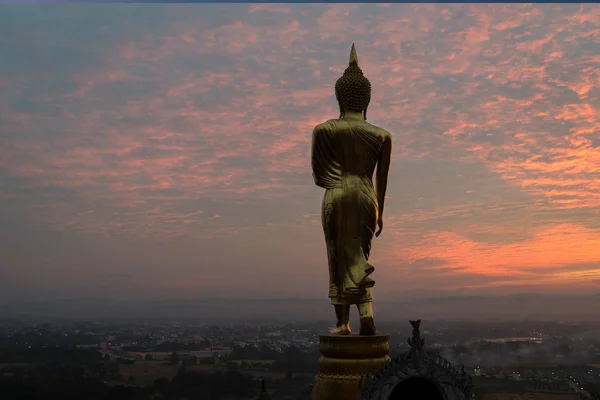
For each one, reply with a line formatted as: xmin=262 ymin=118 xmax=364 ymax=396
xmin=359 ymin=320 xmax=473 ymax=400
xmin=255 ymin=379 xmax=271 ymax=400
xmin=390 ymin=376 xmax=444 ymax=400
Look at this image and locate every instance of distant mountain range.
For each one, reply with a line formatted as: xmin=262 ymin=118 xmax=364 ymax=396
xmin=0 ymin=293 xmax=598 ymax=322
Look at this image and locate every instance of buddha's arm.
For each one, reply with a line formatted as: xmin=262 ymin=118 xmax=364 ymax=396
xmin=311 ymin=124 xmax=330 ymax=188
xmin=375 ymin=134 xmax=392 ymax=221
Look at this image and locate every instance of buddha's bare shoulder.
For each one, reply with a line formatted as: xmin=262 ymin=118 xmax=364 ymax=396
xmin=312 ymin=120 xmax=342 ymax=141
xmin=314 ymin=120 xmax=391 ymax=140
xmin=313 ymin=120 xmax=338 ymax=132
xmin=366 ymin=123 xmax=392 ymax=141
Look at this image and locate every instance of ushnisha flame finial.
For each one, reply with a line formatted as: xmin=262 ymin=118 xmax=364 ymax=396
xmin=349 ymin=43 xmax=358 ymax=66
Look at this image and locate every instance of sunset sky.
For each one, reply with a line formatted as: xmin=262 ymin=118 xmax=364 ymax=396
xmin=1 ymin=4 xmax=599 ymax=303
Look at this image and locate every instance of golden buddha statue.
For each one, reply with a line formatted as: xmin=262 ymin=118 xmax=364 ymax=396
xmin=311 ymin=43 xmax=392 ymax=336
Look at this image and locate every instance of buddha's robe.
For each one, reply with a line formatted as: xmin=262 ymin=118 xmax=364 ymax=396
xmin=311 ymin=118 xmax=389 ymax=305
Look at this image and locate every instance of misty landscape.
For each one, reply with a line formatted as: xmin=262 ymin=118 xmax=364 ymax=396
xmin=2 ymin=294 xmax=600 ymax=322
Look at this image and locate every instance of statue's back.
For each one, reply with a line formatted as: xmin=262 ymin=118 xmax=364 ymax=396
xmin=310 ymin=43 xmax=392 ymax=338
xmin=313 ymin=119 xmax=390 ymax=190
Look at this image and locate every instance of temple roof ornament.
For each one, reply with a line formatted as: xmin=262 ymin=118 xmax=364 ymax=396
xmin=256 ymin=379 xmax=271 ymax=400
xmin=407 ymin=319 xmax=425 ymax=359
xmin=359 ymin=320 xmax=474 ymax=400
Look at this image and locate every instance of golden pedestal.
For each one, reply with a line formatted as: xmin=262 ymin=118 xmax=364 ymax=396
xmin=312 ymin=334 xmax=390 ymax=400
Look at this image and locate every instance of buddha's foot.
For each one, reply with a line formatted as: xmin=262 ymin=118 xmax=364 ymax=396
xmin=329 ymin=325 xmax=351 ymax=335
xmin=359 ymin=317 xmax=376 ymax=336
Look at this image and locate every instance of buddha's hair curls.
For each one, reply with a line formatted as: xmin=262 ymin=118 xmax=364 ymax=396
xmin=335 ymin=44 xmax=371 ymax=120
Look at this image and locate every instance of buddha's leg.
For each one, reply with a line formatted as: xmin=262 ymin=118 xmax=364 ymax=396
xmin=326 ymin=240 xmax=339 ymax=299
xmin=329 ymin=304 xmax=351 ymax=335
xmin=357 ymin=225 xmax=377 ymax=335
xmin=357 ymin=301 xmax=376 ymax=336
xmin=356 ymin=190 xmax=377 ymax=336
xmin=323 ymin=190 xmax=350 ymax=335
xmin=359 ymin=193 xmax=377 ymax=287
xmin=342 ymin=219 xmax=375 ymax=289
xmin=328 ymin=242 xmax=351 ymax=335
xmin=342 ymin=187 xmax=377 ymax=291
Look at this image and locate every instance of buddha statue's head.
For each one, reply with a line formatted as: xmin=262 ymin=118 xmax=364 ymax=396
xmin=335 ymin=43 xmax=372 ymax=120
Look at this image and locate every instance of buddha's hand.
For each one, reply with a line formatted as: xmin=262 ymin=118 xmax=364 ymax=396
xmin=375 ymin=218 xmax=383 ymax=237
